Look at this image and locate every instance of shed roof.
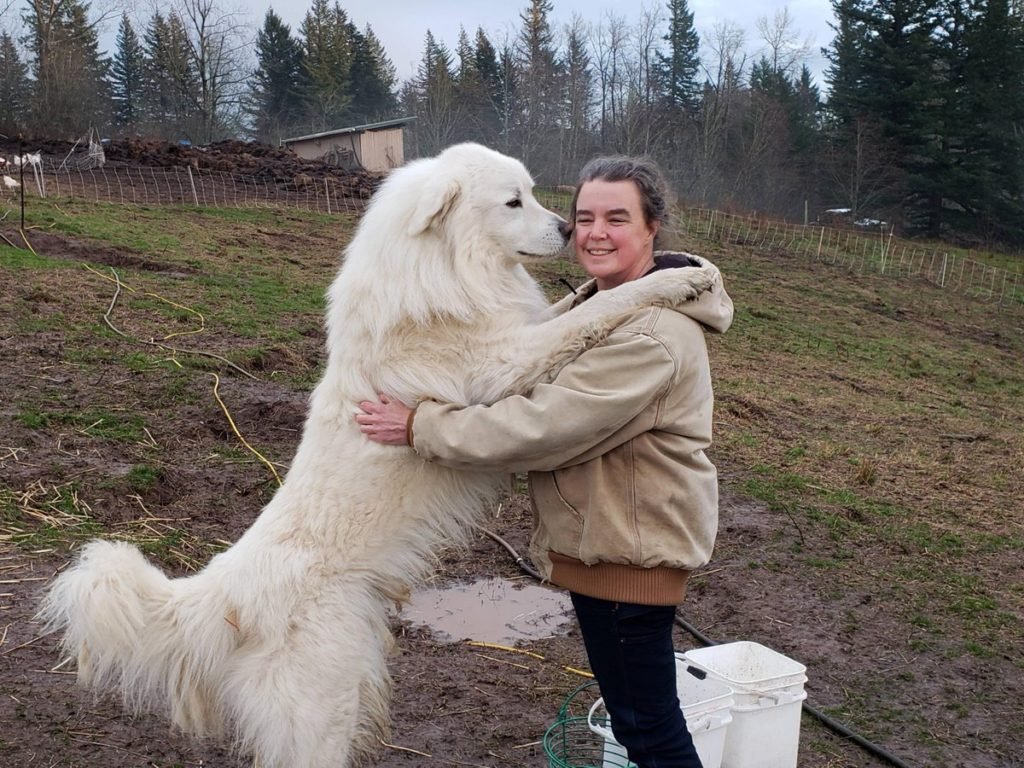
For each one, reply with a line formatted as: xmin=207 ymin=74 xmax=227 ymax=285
xmin=281 ymin=116 xmax=415 ymax=145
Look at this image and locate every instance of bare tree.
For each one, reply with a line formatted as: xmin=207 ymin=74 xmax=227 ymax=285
xmin=731 ymin=90 xmax=792 ymax=211
xmin=702 ymin=19 xmax=747 ymax=92
xmin=588 ymin=10 xmax=629 ymax=151
xmin=691 ymin=20 xmax=747 ymax=204
xmin=617 ymin=2 xmax=664 ymax=156
xmin=177 ymin=0 xmax=251 ymax=142
xmin=821 ymin=115 xmax=903 ymax=217
xmin=0 ymin=0 xmax=20 ymax=25
xmin=561 ymin=14 xmax=594 ymax=179
xmin=755 ymin=7 xmax=812 ymax=77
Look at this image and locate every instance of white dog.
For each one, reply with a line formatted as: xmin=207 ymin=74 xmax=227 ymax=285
xmin=39 ymin=143 xmax=718 ymax=767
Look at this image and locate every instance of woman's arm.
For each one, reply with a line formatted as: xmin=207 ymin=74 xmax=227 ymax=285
xmin=357 ymin=327 xmax=679 ymax=472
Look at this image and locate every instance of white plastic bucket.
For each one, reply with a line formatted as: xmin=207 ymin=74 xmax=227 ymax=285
xmin=588 ymin=657 xmax=734 ymax=768
xmin=682 ymin=641 xmax=808 ymax=768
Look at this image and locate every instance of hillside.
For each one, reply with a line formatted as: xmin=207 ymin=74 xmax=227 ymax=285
xmin=1 ymin=197 xmax=1021 ymax=767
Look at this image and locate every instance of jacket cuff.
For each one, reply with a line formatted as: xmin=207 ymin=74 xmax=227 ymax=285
xmin=406 ymin=406 xmax=417 ymax=448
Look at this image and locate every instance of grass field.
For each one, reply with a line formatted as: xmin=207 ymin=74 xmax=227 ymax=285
xmin=1 ymin=195 xmax=1021 ymax=768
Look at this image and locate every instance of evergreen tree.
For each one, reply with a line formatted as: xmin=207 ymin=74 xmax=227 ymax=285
xmin=823 ymin=0 xmax=869 ymax=127
xmin=249 ymin=9 xmax=308 ymax=142
xmin=942 ymin=0 xmax=1024 ymax=242
xmin=749 ymin=56 xmax=795 ymax=102
xmin=0 ymin=33 xmax=30 ymax=137
xmin=347 ymin=25 xmax=397 ymax=123
xmin=301 ymin=0 xmax=355 ymax=130
xmin=820 ymin=0 xmax=940 ymax=229
xmin=455 ymin=27 xmax=475 ymax=83
xmin=407 ymin=30 xmax=460 ymax=156
xmin=474 ymin=28 xmax=502 ymax=109
xmin=854 ymin=0 xmax=942 ymax=235
xmin=657 ymin=0 xmax=701 ymax=112
xmin=142 ymin=13 xmax=173 ymax=129
xmin=110 ymin=13 xmax=145 ymax=133
xmin=23 ymin=0 xmax=111 ymax=136
xmin=142 ymin=12 xmax=199 ymax=139
xmin=515 ymin=0 xmax=564 ymax=172
xmin=452 ymin=26 xmax=486 ymax=143
xmin=791 ymin=65 xmax=823 ymax=157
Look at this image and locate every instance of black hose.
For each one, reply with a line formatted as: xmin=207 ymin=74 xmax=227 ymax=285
xmin=799 ymin=700 xmax=914 ymax=768
xmin=481 ymin=526 xmax=914 ymax=768
xmin=477 ymin=526 xmax=542 ymax=580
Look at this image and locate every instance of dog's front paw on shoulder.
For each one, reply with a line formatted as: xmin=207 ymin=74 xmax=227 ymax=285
xmin=661 ymin=265 xmax=717 ymax=304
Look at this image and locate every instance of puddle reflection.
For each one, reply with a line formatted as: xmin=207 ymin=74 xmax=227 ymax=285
xmin=403 ymin=577 xmax=574 ymax=644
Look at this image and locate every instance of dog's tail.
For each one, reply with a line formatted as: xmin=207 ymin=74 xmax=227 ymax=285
xmin=38 ymin=538 xmax=236 ymax=736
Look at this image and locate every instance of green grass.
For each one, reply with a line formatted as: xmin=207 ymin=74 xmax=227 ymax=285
xmin=26 ymin=202 xmax=189 ymax=254
xmin=124 ymin=464 xmax=162 ymax=492
xmin=1 ymin=243 xmax=64 ymax=268
xmin=17 ymin=407 xmax=148 ymax=443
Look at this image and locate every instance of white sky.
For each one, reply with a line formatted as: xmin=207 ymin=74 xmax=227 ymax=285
xmin=89 ymin=0 xmax=836 ymax=89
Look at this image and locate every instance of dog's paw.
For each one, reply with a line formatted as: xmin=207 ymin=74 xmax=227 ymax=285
xmin=642 ymin=263 xmax=718 ymax=306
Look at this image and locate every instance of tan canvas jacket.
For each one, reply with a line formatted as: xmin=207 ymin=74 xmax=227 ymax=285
xmin=411 ymin=255 xmax=734 ymax=605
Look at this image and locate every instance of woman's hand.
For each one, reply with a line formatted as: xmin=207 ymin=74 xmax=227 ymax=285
xmin=356 ymin=394 xmax=413 ymax=445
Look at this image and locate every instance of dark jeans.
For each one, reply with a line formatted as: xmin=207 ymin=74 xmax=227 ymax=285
xmin=571 ymin=592 xmax=703 ymax=768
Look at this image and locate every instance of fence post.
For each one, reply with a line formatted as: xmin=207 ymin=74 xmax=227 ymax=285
xmin=816 ymin=226 xmax=825 ymax=260
xmin=186 ymin=166 xmax=200 ymax=207
xmin=325 ymin=178 xmax=331 ymax=215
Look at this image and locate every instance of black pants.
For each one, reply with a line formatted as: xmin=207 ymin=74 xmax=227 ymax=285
xmin=571 ymin=592 xmax=703 ymax=768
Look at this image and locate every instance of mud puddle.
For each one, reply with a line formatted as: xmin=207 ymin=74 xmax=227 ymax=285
xmin=403 ymin=577 xmax=574 ymax=644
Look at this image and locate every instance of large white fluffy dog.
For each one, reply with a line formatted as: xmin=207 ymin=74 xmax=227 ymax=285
xmin=40 ymin=143 xmax=718 ymax=767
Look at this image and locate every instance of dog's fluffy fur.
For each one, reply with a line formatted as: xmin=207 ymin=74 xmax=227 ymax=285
xmin=39 ymin=143 xmax=718 ymax=767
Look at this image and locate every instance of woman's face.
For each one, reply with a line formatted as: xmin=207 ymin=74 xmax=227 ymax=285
xmin=573 ymin=179 xmax=659 ymax=290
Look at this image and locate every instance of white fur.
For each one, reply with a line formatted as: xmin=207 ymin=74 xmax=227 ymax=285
xmin=38 ymin=143 xmax=718 ymax=767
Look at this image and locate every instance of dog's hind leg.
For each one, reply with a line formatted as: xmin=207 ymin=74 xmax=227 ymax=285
xmin=225 ymin=584 xmax=393 ymax=768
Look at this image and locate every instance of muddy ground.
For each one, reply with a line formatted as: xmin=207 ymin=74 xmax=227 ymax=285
xmin=1 ymin=197 xmax=1021 ymax=768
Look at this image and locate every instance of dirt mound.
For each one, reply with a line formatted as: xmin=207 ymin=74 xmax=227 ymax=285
xmin=0 ymin=137 xmax=383 ymax=198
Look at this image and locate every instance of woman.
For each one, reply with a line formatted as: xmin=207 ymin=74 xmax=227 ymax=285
xmin=356 ymin=156 xmax=733 ymax=768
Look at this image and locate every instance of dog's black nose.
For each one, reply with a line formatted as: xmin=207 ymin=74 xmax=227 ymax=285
xmin=557 ymin=218 xmax=573 ymax=241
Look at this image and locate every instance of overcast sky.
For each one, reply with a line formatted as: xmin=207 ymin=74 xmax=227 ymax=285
xmin=146 ymin=0 xmax=837 ymax=90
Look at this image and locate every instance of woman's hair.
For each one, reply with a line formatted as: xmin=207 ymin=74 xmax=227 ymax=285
xmin=568 ymin=155 xmax=672 ymax=243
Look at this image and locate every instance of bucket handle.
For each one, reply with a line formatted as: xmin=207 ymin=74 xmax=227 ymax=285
xmin=586 ymin=698 xmax=617 ymax=743
xmin=750 ymin=688 xmax=807 ymax=707
xmin=587 ymin=697 xmax=716 ymax=739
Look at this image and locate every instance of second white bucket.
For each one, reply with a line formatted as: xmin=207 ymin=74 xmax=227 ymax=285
xmin=682 ymin=641 xmax=807 ymax=768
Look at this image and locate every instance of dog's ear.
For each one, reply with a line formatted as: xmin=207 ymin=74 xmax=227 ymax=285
xmin=408 ymin=177 xmax=461 ymax=236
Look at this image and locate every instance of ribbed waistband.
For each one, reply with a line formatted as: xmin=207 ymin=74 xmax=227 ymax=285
xmin=548 ymin=552 xmax=690 ymax=606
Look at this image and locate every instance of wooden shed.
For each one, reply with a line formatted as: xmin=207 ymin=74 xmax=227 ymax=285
xmin=281 ymin=117 xmax=414 ymax=172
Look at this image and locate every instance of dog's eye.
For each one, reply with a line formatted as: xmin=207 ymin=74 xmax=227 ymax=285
xmin=506 ymin=198 xmax=522 ymax=208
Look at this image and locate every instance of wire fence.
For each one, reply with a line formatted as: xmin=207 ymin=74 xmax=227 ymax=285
xmin=6 ymin=161 xmax=371 ymax=215
xmin=3 ymin=162 xmax=1022 ymax=311
xmin=671 ymin=207 xmax=1024 ymax=311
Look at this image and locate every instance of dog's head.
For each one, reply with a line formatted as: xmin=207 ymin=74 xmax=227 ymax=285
xmin=407 ymin=143 xmax=569 ymax=264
